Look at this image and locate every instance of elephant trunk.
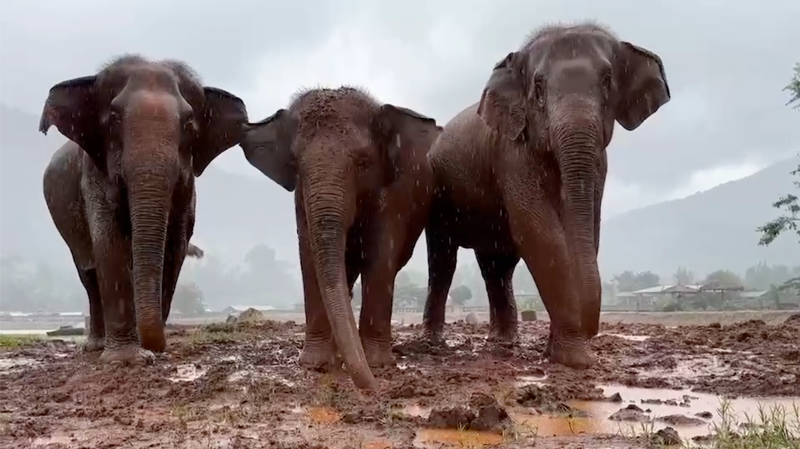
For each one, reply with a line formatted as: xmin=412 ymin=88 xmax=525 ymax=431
xmin=123 ymin=116 xmax=179 ymax=352
xmin=552 ymin=115 xmax=603 ymax=338
xmin=304 ymin=166 xmax=377 ymax=390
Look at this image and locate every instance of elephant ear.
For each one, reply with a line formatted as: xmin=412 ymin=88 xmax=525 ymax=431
xmin=371 ymin=104 xmax=440 ymax=187
xmin=615 ymin=42 xmax=671 ymax=131
xmin=240 ymin=109 xmax=298 ymax=192
xmin=39 ymin=75 xmax=106 ymax=171
xmin=192 ymin=87 xmax=249 ymax=177
xmin=477 ymin=52 xmax=527 ymax=142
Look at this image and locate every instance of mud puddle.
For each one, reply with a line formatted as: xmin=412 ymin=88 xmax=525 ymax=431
xmin=0 ymin=357 xmax=39 ymax=372
xmin=598 ymin=333 xmax=650 ymax=342
xmin=514 ymin=385 xmax=799 ymax=440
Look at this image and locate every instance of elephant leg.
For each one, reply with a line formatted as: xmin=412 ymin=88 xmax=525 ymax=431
xmin=423 ymin=220 xmax=457 ymax=345
xmin=475 ymin=251 xmax=520 ymax=345
xmin=506 ymin=198 xmax=593 ymax=369
xmin=93 ymin=222 xmax=153 ymax=365
xmin=358 ymin=235 xmax=399 ymax=368
xmin=77 ymin=267 xmax=104 ymax=352
xmin=296 ymin=213 xmax=338 ymax=371
xmin=161 ymin=222 xmax=188 ymax=323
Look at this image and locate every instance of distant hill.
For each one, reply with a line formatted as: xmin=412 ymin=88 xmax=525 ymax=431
xmin=599 ymin=157 xmax=799 ymax=279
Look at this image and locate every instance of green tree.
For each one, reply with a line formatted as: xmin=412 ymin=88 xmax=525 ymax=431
xmin=612 ymin=270 xmax=660 ymax=292
xmin=673 ymin=266 xmax=695 ymax=285
xmin=744 ymin=262 xmax=797 ymax=290
xmin=449 ymin=285 xmax=473 ymax=306
xmin=173 ymin=282 xmax=206 ymax=316
xmin=702 ymin=270 xmax=744 ymax=289
xmin=758 ymin=64 xmax=799 ymax=246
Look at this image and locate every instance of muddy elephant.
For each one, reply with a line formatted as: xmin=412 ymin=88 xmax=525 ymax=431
xmin=240 ymin=87 xmax=442 ymax=389
xmin=40 ymin=55 xmax=248 ymax=364
xmin=422 ymin=23 xmax=670 ymax=369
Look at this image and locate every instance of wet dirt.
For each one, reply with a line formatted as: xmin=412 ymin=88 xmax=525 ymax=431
xmin=0 ymin=317 xmax=798 ymax=448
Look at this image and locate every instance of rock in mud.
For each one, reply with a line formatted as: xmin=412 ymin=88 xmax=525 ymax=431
xmin=514 ymin=385 xmax=559 ymax=409
xmin=427 ymin=394 xmax=511 ymax=432
xmin=520 ymin=310 xmax=537 ymax=322
xmin=609 ymin=404 xmax=650 ymax=423
xmin=657 ymin=414 xmax=706 ymax=426
xmin=608 ymin=392 xmax=623 ymax=403
xmin=237 ymin=308 xmax=265 ymax=323
xmin=695 ymin=411 xmax=713 ymax=419
xmin=653 ymin=427 xmax=681 ymax=446
xmin=471 ymin=402 xmax=510 ymax=431
xmin=465 ymin=313 xmax=479 ymax=324
xmin=426 ymin=407 xmax=476 ymax=429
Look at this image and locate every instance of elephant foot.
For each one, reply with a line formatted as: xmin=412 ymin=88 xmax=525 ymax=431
xmin=299 ymin=343 xmax=340 ymax=372
xmin=422 ymin=330 xmax=446 ymax=347
xmin=487 ymin=327 xmax=519 ymax=346
xmin=81 ymin=335 xmax=105 ymax=352
xmin=546 ymin=333 xmax=595 ymax=370
xmin=362 ymin=342 xmax=395 ymax=368
xmin=99 ymin=345 xmax=155 ymax=366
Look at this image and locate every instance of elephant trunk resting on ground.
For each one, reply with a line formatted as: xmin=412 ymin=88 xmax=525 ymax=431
xmin=422 ymin=22 xmax=670 ymax=369
xmin=41 ymin=55 xmax=248 ymax=364
xmin=240 ymin=86 xmax=442 ymax=389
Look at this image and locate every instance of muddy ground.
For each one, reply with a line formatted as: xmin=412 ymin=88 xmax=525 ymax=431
xmin=1 ymin=315 xmax=799 ymax=448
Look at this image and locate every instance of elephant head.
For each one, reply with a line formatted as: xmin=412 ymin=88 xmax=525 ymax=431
xmin=39 ymin=55 xmax=248 ymax=352
xmin=240 ymin=87 xmax=441 ymax=389
xmin=477 ymin=24 xmax=670 ymax=337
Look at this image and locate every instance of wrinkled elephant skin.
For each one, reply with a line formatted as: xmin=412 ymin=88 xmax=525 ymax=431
xmin=41 ymin=55 xmax=248 ymax=365
xmin=423 ymin=23 xmax=670 ymax=369
xmin=241 ymin=87 xmax=442 ymax=389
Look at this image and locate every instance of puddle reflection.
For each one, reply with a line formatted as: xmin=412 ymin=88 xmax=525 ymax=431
xmin=414 ymin=429 xmax=503 ymax=448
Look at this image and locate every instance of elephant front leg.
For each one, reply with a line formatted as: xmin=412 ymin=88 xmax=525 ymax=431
xmin=422 ymin=219 xmax=457 ymax=345
xmin=507 ymin=199 xmax=594 ymax=370
xmin=93 ymin=229 xmax=154 ymax=365
xmin=475 ymin=251 xmax=520 ymax=345
xmin=359 ymin=257 xmax=398 ymax=369
xmin=296 ymin=218 xmax=339 ymax=371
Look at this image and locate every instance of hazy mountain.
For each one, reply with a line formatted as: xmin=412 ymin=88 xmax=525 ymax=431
xmin=1 ymin=104 xmax=797 ymax=283
xmin=599 ymin=157 xmax=799 ymax=279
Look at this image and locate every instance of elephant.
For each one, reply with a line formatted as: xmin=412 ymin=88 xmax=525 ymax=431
xmin=422 ymin=23 xmax=670 ymax=369
xmin=239 ymin=87 xmax=442 ymax=389
xmin=40 ymin=55 xmax=248 ymax=365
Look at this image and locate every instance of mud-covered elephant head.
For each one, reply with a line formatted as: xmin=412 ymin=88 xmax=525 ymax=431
xmin=239 ymin=87 xmax=441 ymax=389
xmin=477 ymin=24 xmax=670 ymax=338
xmin=38 ymin=55 xmax=248 ymax=352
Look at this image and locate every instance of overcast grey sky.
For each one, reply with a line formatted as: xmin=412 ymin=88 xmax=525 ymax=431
xmin=1 ymin=0 xmax=799 ymax=273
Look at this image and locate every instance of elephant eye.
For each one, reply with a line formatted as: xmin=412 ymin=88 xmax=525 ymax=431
xmin=533 ymin=80 xmax=546 ymax=107
xmin=181 ymin=113 xmax=198 ymax=133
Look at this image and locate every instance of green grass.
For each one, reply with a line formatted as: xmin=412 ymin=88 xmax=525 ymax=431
xmin=0 ymin=334 xmax=43 ymax=348
xmin=683 ymin=399 xmax=800 ymax=449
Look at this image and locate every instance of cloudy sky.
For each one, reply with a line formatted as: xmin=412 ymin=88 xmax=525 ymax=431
xmin=1 ymin=0 xmax=799 ymax=271
xmin=3 ymin=0 xmax=799 ymax=218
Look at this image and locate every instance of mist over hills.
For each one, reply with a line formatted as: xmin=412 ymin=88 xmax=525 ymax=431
xmin=1 ymin=104 xmax=797 ymax=285
xmin=598 ymin=156 xmax=798 ymax=279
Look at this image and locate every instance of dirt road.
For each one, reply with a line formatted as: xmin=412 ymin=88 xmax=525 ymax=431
xmin=1 ymin=313 xmax=799 ymax=448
